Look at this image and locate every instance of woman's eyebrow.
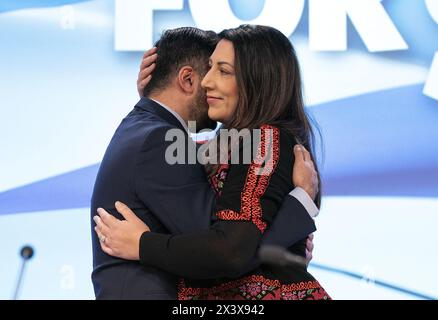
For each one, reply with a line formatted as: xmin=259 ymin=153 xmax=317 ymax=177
xmin=209 ymin=58 xmax=235 ymax=68
xmin=217 ymin=61 xmax=234 ymax=68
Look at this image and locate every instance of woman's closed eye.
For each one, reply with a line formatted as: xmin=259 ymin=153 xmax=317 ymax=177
xmin=220 ymin=68 xmax=232 ymax=75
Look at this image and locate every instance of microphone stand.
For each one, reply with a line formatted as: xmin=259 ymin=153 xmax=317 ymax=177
xmin=12 ymin=245 xmax=34 ymax=300
xmin=259 ymin=245 xmax=436 ymax=300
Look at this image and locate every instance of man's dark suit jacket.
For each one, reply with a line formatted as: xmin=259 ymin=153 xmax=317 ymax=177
xmin=91 ymin=98 xmax=316 ymax=299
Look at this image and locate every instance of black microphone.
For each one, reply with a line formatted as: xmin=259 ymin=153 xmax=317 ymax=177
xmin=20 ymin=246 xmax=34 ymax=260
xmin=13 ymin=245 xmax=35 ymax=300
xmin=258 ymin=245 xmax=307 ymax=269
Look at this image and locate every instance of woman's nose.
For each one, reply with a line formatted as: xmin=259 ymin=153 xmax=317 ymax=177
xmin=201 ymin=70 xmax=213 ymax=90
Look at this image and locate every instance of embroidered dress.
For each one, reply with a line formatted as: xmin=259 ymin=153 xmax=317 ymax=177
xmin=140 ymin=125 xmax=331 ymax=300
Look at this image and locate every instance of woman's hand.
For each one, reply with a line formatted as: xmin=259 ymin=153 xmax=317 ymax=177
xmin=94 ymin=201 xmax=150 ymax=260
xmin=137 ymin=47 xmax=158 ymax=97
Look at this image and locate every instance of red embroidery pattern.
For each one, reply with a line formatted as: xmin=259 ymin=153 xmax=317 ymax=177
xmin=209 ymin=163 xmax=230 ymax=196
xmin=216 ymin=125 xmax=280 ymax=233
xmin=250 ymin=125 xmax=280 ymax=233
xmin=178 ymin=275 xmax=331 ymax=300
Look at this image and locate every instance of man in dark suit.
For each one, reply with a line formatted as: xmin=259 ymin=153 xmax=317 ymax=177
xmin=91 ymin=27 xmax=319 ymax=299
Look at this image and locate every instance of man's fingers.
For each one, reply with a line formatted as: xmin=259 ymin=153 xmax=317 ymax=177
xmin=294 ymin=144 xmax=312 ymax=163
xmin=298 ymin=145 xmax=315 ymax=169
xmin=305 ymin=249 xmax=313 ymax=264
xmin=294 ymin=144 xmax=314 ymax=167
xmin=294 ymin=145 xmax=305 ymax=162
xmin=115 ymin=201 xmax=137 ymax=222
xmin=306 ymin=238 xmax=314 ymax=252
xmin=301 ymin=146 xmax=312 ymax=162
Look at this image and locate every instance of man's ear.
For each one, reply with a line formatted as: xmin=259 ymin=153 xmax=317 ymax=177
xmin=177 ymin=66 xmax=195 ymax=94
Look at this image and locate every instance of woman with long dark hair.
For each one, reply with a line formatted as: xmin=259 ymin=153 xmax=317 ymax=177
xmin=95 ymin=25 xmax=330 ymax=300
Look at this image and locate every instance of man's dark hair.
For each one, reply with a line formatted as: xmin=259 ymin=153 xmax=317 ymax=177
xmin=144 ymin=27 xmax=219 ymax=97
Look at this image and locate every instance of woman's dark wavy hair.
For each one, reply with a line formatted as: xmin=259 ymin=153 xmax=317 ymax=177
xmin=209 ymin=25 xmax=322 ymax=208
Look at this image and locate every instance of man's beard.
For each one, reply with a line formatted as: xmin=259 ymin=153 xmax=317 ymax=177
xmin=188 ymin=89 xmax=217 ymax=133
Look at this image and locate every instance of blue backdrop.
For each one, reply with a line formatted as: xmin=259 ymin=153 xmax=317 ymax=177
xmin=0 ymin=0 xmax=437 ymax=300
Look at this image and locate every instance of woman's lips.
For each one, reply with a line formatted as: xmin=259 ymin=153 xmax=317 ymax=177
xmin=207 ymin=96 xmax=223 ymax=105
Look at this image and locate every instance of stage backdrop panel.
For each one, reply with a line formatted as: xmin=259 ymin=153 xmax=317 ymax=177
xmin=1 ymin=0 xmax=437 ymax=299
